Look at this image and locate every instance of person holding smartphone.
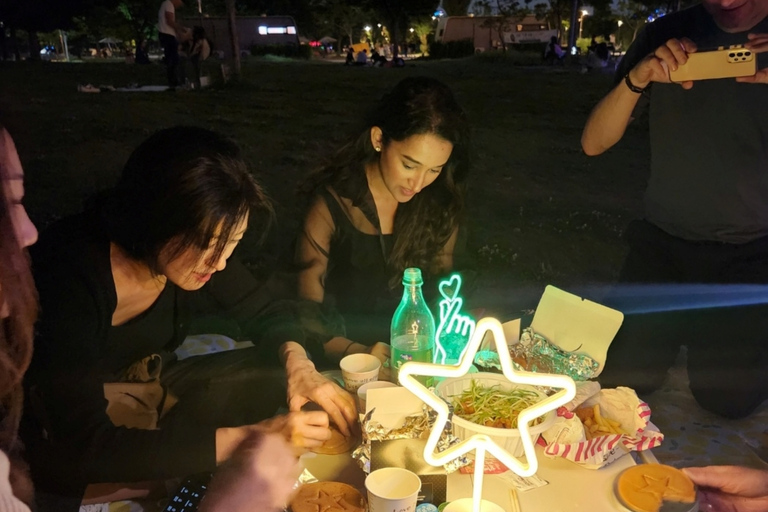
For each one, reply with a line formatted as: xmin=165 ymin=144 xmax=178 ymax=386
xmin=581 ymin=0 xmax=768 ymax=419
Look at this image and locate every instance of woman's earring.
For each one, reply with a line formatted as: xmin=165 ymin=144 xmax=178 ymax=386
xmin=375 ymin=146 xmax=381 ymax=152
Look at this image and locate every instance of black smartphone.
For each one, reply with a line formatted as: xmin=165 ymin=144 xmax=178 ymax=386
xmin=162 ymin=472 xmax=213 ymax=512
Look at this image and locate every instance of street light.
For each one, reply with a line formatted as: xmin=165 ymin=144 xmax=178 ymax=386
xmin=578 ymin=9 xmax=589 ymax=40
xmin=617 ymin=19 xmax=624 ymax=27
xmin=364 ymin=25 xmax=371 ymax=32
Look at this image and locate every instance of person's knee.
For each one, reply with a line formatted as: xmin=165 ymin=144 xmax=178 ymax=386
xmin=690 ymin=385 xmax=766 ymax=419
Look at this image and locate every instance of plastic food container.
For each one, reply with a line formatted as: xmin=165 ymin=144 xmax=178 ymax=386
xmin=435 ymin=372 xmax=555 ymax=457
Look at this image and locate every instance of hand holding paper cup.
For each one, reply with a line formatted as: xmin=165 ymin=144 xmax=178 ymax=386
xmin=365 ymin=467 xmax=421 ymax=512
xmin=340 ymin=353 xmax=381 ymax=393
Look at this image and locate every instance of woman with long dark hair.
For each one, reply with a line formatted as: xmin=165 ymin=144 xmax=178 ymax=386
xmin=296 ymin=76 xmax=472 ymax=364
xmin=0 ymin=126 xmax=38 ymax=511
xmin=21 ymin=126 xmax=354 ymax=509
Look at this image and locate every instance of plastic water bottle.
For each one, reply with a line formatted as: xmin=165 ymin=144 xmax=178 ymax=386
xmin=390 ymin=268 xmax=436 ymax=385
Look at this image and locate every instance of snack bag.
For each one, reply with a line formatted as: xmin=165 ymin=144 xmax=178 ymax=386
xmin=541 ymin=386 xmax=664 ymax=469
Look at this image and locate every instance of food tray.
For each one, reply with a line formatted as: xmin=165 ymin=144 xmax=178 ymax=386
xmin=435 ymin=373 xmax=555 ymax=457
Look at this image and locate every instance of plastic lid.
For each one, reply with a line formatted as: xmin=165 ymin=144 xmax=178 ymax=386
xmin=402 ymin=267 xmax=423 ymax=286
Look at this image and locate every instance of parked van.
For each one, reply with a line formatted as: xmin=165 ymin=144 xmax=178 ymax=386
xmin=435 ymin=16 xmax=557 ymax=52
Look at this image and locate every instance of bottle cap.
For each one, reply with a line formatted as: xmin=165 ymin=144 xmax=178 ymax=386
xmin=403 ymin=267 xmax=423 ymax=286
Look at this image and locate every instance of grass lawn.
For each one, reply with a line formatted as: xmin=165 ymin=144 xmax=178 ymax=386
xmin=4 ymin=56 xmax=768 ymax=481
xmin=0 ymin=56 xmax=650 ymax=310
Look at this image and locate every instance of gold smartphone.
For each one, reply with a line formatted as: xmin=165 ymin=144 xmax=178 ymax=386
xmin=669 ymin=46 xmax=756 ymax=82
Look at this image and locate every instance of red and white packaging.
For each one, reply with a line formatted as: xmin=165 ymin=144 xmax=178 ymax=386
xmin=541 ymin=386 xmax=664 ymax=469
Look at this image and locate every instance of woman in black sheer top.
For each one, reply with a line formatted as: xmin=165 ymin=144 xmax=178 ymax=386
xmin=296 ymin=77 xmax=472 ymax=367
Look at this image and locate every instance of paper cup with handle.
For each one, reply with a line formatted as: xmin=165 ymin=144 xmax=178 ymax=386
xmin=365 ymin=467 xmax=421 ymax=512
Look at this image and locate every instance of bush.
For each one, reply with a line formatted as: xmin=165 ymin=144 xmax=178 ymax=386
xmin=428 ymin=39 xmax=474 ymax=59
xmin=250 ymin=43 xmax=312 ymax=60
xmin=508 ymin=42 xmax=548 ymax=55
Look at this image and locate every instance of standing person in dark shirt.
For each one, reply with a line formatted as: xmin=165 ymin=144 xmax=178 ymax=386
xmin=22 ymin=126 xmax=356 ymax=509
xmin=581 ymin=0 xmax=768 ymax=418
xmin=294 ymin=77 xmax=472 ymax=367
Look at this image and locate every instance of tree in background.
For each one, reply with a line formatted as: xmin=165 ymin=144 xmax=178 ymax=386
xmin=313 ymin=0 xmax=370 ymax=50
xmin=476 ymin=0 xmax=531 ymax=51
xmin=442 ymin=0 xmax=473 ymax=16
xmin=411 ymin=17 xmax=434 ymax=54
xmin=70 ymin=0 xmax=158 ymax=55
xmin=613 ymin=0 xmax=697 ymax=48
xmin=0 ymin=0 xmax=87 ymax=59
xmin=359 ymin=0 xmax=434 ymax=59
xmin=531 ymin=0 xmax=572 ymax=42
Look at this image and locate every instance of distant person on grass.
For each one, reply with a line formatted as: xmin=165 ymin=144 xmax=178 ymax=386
xmin=355 ymin=48 xmax=368 ymax=66
xmin=544 ymin=35 xmax=565 ymax=64
xmin=345 ymin=47 xmax=354 ymax=65
xmin=158 ymin=0 xmax=184 ymax=89
xmin=581 ymin=0 xmax=768 ymax=419
xmin=187 ymin=26 xmax=212 ymax=88
xmin=135 ymin=39 xmax=151 ymax=65
xmin=294 ymin=77 xmax=472 ymax=368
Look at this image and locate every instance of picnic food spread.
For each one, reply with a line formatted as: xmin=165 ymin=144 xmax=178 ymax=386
xmin=311 ymin=424 xmax=356 ymax=455
xmin=575 ymin=403 xmax=628 ymax=439
xmin=289 ymin=482 xmax=366 ymax=512
xmin=615 ymin=464 xmax=696 ymax=512
xmin=451 ymin=379 xmax=544 ymax=428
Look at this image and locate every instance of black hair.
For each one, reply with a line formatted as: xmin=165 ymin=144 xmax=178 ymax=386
xmin=99 ymin=126 xmax=273 ymax=274
xmin=301 ymin=76 xmax=471 ymax=287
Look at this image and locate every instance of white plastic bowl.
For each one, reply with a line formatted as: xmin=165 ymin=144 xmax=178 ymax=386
xmin=435 ymin=372 xmax=555 ymax=457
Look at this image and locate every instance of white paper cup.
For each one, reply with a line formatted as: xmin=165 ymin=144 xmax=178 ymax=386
xmin=357 ymin=380 xmax=398 ymax=412
xmin=340 ymin=353 xmax=381 ymax=393
xmin=365 ymin=467 xmax=421 ymax=512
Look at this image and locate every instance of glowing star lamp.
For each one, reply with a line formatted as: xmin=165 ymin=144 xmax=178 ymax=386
xmin=434 ymin=274 xmax=476 ymax=365
xmin=399 ymin=317 xmax=577 ymax=512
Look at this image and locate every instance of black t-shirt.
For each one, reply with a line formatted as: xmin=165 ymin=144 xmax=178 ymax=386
xmin=617 ymin=5 xmax=768 ymax=243
xmin=24 ymin=212 xmax=303 ymax=491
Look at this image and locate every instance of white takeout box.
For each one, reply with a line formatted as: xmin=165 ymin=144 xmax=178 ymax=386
xmin=483 ymin=285 xmax=624 ymax=376
xmin=494 ymin=286 xmax=663 ymax=469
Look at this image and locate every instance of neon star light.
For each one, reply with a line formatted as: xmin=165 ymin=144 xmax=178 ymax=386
xmin=434 ymin=274 xmax=476 ymax=365
xmin=399 ymin=317 xmax=577 ymax=512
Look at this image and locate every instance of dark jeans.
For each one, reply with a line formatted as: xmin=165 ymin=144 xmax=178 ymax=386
xmin=160 ymin=346 xmax=287 ymax=429
xmin=599 ymin=219 xmax=768 ymax=419
xmin=159 ymin=32 xmax=179 ymax=87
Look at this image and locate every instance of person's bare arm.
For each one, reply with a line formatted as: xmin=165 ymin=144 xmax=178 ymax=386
xmin=296 ymin=197 xmax=333 ymax=304
xmin=164 ymin=8 xmax=178 ymax=31
xmin=581 ymin=38 xmax=697 ymax=156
